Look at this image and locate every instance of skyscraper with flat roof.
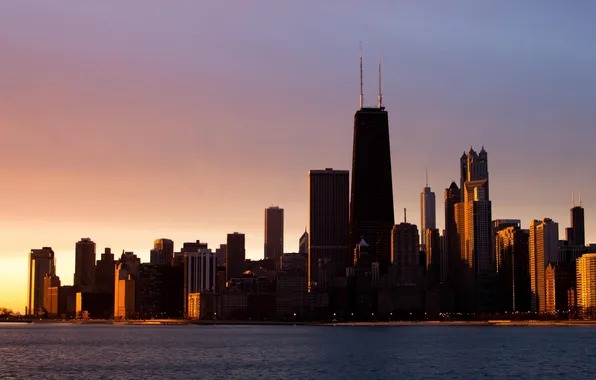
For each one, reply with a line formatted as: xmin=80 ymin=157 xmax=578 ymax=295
xmin=74 ymin=238 xmax=96 ymax=287
xmin=349 ymin=51 xmax=394 ymax=274
xmin=265 ymin=206 xmax=284 ymax=268
xmin=154 ymin=238 xmax=174 ymax=266
xmin=27 ymin=247 xmax=55 ymax=316
xmin=576 ymin=253 xmax=596 ymax=319
xmin=308 ymin=169 xmax=349 ymax=290
xmin=227 ymin=233 xmax=246 ymax=280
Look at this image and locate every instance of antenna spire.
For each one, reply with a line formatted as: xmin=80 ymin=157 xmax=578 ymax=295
xmin=572 ymin=192 xmax=575 ymax=208
xmin=425 ymin=167 xmax=428 ymax=187
xmin=377 ymin=51 xmax=383 ymax=108
xmin=359 ymin=42 xmax=364 ymax=109
xmin=404 ymin=208 xmax=407 ymax=223
xmin=579 ymin=192 xmax=583 ymax=207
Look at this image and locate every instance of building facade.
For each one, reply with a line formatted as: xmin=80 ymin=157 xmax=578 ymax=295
xmin=420 ymin=182 xmax=436 ymax=248
xmin=495 ymin=226 xmax=530 ymax=312
xmin=154 ymin=238 xmax=174 ymax=266
xmin=529 ymin=218 xmax=559 ymax=313
xmin=27 ymin=247 xmax=55 ymax=316
xmin=184 ymin=249 xmax=217 ymax=316
xmin=308 ymin=169 xmax=349 ymax=290
xmin=74 ymin=238 xmax=96 ymax=288
xmin=576 ymin=253 xmax=596 ymax=319
xmin=226 ymin=233 xmax=246 ymax=281
xmin=265 ymin=206 xmax=284 ymax=268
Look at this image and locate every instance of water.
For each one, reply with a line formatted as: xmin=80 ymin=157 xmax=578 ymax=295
xmin=1 ymin=324 xmax=595 ymax=379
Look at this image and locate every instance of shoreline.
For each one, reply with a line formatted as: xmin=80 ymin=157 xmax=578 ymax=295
xmin=9 ymin=319 xmax=596 ymax=327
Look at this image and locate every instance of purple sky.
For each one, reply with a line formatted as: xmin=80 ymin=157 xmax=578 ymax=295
xmin=0 ymin=0 xmax=595 ymax=311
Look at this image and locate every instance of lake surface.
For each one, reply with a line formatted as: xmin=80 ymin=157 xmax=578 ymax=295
xmin=1 ymin=324 xmax=595 ymax=379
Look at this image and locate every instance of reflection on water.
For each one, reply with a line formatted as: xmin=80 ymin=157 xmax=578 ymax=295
xmin=1 ymin=324 xmax=595 ymax=379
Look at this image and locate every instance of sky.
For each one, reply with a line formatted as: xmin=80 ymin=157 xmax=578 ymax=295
xmin=1 ymin=1 xmax=595 ymax=313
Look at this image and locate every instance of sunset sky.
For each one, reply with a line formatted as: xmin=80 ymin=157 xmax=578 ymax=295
xmin=1 ymin=1 xmax=595 ymax=312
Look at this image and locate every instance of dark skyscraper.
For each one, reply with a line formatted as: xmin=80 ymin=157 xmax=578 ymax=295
xmin=308 ymin=169 xmax=349 ymax=290
xmin=154 ymin=238 xmax=174 ymax=265
xmin=349 ymin=51 xmax=394 ymax=274
xmin=444 ymin=181 xmax=460 ymax=290
xmin=74 ymin=238 xmax=96 ymax=288
xmin=298 ymin=229 xmax=308 ymax=255
xmin=264 ymin=206 xmax=284 ymax=268
xmin=227 ymin=232 xmax=246 ymax=281
xmin=95 ymin=247 xmax=115 ymax=295
xmin=566 ymin=193 xmax=585 ymax=247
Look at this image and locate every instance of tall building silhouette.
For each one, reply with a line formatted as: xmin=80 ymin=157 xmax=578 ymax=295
xmin=154 ymin=238 xmax=174 ymax=266
xmin=425 ymin=228 xmax=441 ymax=286
xmin=455 ymin=179 xmax=493 ymax=312
xmin=299 ymin=229 xmax=308 ymax=255
xmin=308 ymin=169 xmax=349 ymax=290
xmin=227 ymin=232 xmax=246 ymax=280
xmin=529 ymin=218 xmax=559 ymax=313
xmin=74 ymin=238 xmax=96 ymax=288
xmin=420 ymin=170 xmax=436 ymax=249
xmin=95 ymin=247 xmax=115 ymax=295
xmin=566 ymin=193 xmax=585 ymax=247
xmin=349 ymin=50 xmax=394 ymax=274
xmin=265 ymin=206 xmax=284 ymax=268
xmin=444 ymin=181 xmax=460 ymax=299
xmin=495 ymin=225 xmax=530 ymax=312
xmin=576 ymin=253 xmax=596 ymax=319
xmin=215 ymin=244 xmax=227 ymax=266
xmin=27 ymin=247 xmax=55 ymax=315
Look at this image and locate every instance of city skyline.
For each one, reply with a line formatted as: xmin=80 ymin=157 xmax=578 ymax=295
xmin=1 ymin=1 xmax=596 ymax=313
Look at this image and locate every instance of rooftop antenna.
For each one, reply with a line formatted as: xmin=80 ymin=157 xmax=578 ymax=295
xmin=572 ymin=192 xmax=575 ymax=208
xmin=377 ymin=51 xmax=383 ymax=108
xmin=359 ymin=42 xmax=364 ymax=109
xmin=579 ymin=192 xmax=583 ymax=207
xmin=425 ymin=167 xmax=428 ymax=187
xmin=404 ymin=208 xmax=407 ymax=223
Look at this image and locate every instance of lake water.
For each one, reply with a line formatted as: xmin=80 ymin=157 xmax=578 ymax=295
xmin=1 ymin=324 xmax=595 ymax=379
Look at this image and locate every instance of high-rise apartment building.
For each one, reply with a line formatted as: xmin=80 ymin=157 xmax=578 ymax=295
xmin=227 ymin=233 xmax=246 ymax=280
xmin=495 ymin=226 xmax=530 ymax=312
xmin=455 ymin=180 xmax=493 ymax=312
xmin=576 ymin=253 xmax=596 ymax=319
xmin=420 ymin=174 xmax=436 ymax=248
xmin=444 ymin=182 xmax=460 ymax=292
xmin=154 ymin=238 xmax=174 ymax=266
xmin=349 ymin=54 xmax=394 ymax=274
xmin=43 ymin=274 xmax=61 ymax=316
xmin=308 ymin=169 xmax=349 ymax=290
xmin=74 ymin=238 xmax=96 ymax=288
xmin=265 ymin=206 xmax=284 ymax=268
xmin=183 ymin=248 xmax=217 ymax=316
xmin=529 ymin=218 xmax=559 ymax=313
xmin=27 ymin=247 xmax=55 ymax=316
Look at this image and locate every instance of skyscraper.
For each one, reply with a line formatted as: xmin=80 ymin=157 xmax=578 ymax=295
xmin=308 ymin=169 xmax=349 ymax=290
xmin=495 ymin=226 xmax=530 ymax=312
xmin=455 ymin=180 xmax=493 ymax=312
xmin=576 ymin=253 xmax=596 ymax=319
xmin=391 ymin=221 xmax=420 ymax=285
xmin=74 ymin=238 xmax=96 ymax=288
xmin=420 ymin=171 xmax=436 ymax=248
xmin=27 ymin=247 xmax=55 ymax=316
xmin=425 ymin=228 xmax=441 ymax=286
xmin=183 ymin=247 xmax=217 ymax=316
xmin=444 ymin=181 xmax=460 ymax=294
xmin=265 ymin=206 xmax=284 ymax=268
xmin=566 ymin=193 xmax=585 ymax=247
xmin=95 ymin=247 xmax=115 ymax=294
xmin=227 ymin=232 xmax=246 ymax=280
xmin=154 ymin=238 xmax=174 ymax=266
xmin=460 ymin=147 xmax=489 ymax=200
xmin=298 ymin=229 xmax=308 ymax=255
xmin=215 ymin=244 xmax=227 ymax=266
xmin=349 ymin=50 xmax=394 ymax=274
xmin=529 ymin=218 xmax=559 ymax=313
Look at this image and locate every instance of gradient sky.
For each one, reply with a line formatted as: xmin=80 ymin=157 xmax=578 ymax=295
xmin=1 ymin=1 xmax=595 ymax=312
